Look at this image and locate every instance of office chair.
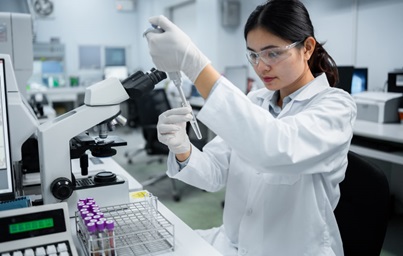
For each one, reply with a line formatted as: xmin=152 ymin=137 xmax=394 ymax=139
xmin=334 ymin=150 xmax=390 ymax=256
xmin=124 ymin=88 xmax=181 ymax=201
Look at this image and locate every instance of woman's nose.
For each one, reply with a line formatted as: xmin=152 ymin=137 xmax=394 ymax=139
xmin=255 ymin=60 xmax=271 ymax=72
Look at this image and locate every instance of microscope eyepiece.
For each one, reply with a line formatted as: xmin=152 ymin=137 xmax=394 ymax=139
xmin=122 ymin=68 xmax=167 ymax=98
xmin=148 ymin=68 xmax=168 ymax=84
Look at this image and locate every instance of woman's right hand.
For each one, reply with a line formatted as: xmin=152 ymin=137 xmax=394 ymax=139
xmin=145 ymin=15 xmax=210 ymax=83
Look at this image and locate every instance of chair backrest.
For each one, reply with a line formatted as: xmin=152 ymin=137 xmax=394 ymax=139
xmin=334 ymin=151 xmax=390 ymax=256
xmin=133 ymin=88 xmax=171 ymax=155
xmin=135 ymin=88 xmax=172 ymax=126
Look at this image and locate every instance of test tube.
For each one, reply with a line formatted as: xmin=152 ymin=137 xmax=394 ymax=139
xmin=169 ymin=72 xmax=203 ymax=140
xmin=80 ymin=210 xmax=90 ymax=219
xmin=96 ymin=221 xmax=107 ymax=256
xmin=77 ymin=202 xmax=85 ymax=210
xmin=87 ymin=222 xmax=100 ymax=256
xmin=105 ymin=220 xmax=116 ymax=256
xmin=84 ymin=216 xmax=93 ymax=225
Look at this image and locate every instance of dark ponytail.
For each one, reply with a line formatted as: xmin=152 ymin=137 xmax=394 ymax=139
xmin=309 ymin=43 xmax=339 ymax=87
xmin=244 ymin=0 xmax=339 ymax=87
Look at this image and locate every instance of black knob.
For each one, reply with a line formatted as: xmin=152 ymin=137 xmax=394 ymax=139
xmin=51 ymin=177 xmax=74 ymax=200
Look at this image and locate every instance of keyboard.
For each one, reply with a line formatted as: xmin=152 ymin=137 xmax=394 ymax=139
xmin=1 ymin=241 xmax=74 ymax=256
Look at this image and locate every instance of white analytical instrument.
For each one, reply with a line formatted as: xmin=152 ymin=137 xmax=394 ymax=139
xmin=0 ymin=202 xmax=78 ymax=256
xmin=353 ymin=91 xmax=403 ymax=123
xmin=37 ymin=68 xmax=167 ymax=216
xmin=2 ymin=51 xmax=166 ymax=217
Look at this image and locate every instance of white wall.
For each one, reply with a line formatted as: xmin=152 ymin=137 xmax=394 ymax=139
xmin=303 ymin=0 xmax=403 ymax=90
xmin=33 ymin=0 xmax=403 ymax=91
xmin=355 ymin=0 xmax=403 ymax=90
xmin=33 ymin=0 xmax=138 ymax=83
xmin=137 ymin=0 xmax=403 ymax=91
xmin=135 ymin=0 xmax=221 ymax=75
xmin=235 ymin=0 xmax=403 ymax=90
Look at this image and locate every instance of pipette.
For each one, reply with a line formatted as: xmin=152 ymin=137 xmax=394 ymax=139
xmin=168 ymin=72 xmax=202 ymax=139
xmin=143 ymin=25 xmax=202 ymax=140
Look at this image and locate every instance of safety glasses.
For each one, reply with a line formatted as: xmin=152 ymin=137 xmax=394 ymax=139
xmin=246 ymin=41 xmax=302 ymax=66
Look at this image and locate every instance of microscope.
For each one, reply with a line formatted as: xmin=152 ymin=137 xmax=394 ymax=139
xmin=37 ymin=68 xmax=166 ymax=215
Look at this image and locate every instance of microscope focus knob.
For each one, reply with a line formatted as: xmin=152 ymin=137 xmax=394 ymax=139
xmin=51 ymin=178 xmax=74 ymax=200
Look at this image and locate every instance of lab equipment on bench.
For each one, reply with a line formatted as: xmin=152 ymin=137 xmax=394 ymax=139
xmin=1 ymin=51 xmax=166 ymax=216
xmin=387 ymin=70 xmax=403 ymax=93
xmin=0 ymin=202 xmax=78 ymax=256
xmin=75 ymin=192 xmax=174 ymax=256
xmin=38 ymin=68 xmax=167 ymax=216
xmin=2 ymin=53 xmax=39 ymax=203
xmin=143 ymin=25 xmax=203 ymax=140
xmin=0 ymin=13 xmax=33 ymax=97
xmin=353 ymin=91 xmax=403 ymax=123
xmin=0 ymin=58 xmax=15 ymax=202
xmin=0 ymin=14 xmax=42 ymax=199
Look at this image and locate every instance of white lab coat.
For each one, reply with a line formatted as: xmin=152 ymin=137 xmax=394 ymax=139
xmin=166 ymin=74 xmax=357 ymax=256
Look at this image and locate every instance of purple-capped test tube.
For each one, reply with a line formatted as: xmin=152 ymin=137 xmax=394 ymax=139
xmin=105 ymin=220 xmax=116 ymax=256
xmin=86 ymin=222 xmax=99 ymax=253
xmin=93 ymin=215 xmax=102 ymax=222
xmin=80 ymin=210 xmax=90 ymax=219
xmin=86 ymin=197 xmax=95 ymax=203
xmin=84 ymin=216 xmax=93 ymax=224
xmin=92 ymin=208 xmax=101 ymax=215
xmin=86 ymin=213 xmax=95 ymax=219
xmin=96 ymin=221 xmax=106 ymax=254
xmin=77 ymin=202 xmax=85 ymax=210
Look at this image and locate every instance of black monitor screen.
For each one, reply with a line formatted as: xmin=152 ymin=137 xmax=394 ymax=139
xmin=336 ymin=66 xmax=367 ymax=95
xmin=0 ymin=58 xmax=14 ymax=200
xmin=336 ymin=66 xmax=354 ymax=94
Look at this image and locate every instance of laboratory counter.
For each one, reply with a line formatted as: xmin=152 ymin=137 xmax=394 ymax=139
xmin=70 ymin=156 xmax=223 ymax=256
xmin=350 ymin=120 xmax=403 ymax=165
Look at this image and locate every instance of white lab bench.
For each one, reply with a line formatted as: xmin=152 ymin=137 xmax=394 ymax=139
xmin=70 ymin=156 xmax=223 ymax=256
xmin=350 ymin=120 xmax=403 ymax=165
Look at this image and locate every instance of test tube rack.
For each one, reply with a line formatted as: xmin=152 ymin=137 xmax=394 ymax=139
xmin=75 ymin=198 xmax=175 ymax=256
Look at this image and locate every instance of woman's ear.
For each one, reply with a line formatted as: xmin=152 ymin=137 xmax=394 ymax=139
xmin=303 ymin=37 xmax=316 ymax=60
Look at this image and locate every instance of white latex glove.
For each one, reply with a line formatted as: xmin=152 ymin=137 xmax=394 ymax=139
xmin=145 ymin=15 xmax=210 ymax=83
xmin=157 ymin=106 xmax=192 ymax=154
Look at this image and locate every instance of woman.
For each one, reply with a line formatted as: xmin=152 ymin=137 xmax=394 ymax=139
xmin=145 ymin=0 xmax=357 ymax=255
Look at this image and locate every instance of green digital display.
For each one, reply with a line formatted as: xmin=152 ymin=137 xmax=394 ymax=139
xmin=9 ymin=218 xmax=54 ymax=234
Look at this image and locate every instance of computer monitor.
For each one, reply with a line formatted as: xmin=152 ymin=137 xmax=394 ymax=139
xmin=336 ymin=66 xmax=367 ymax=95
xmin=351 ymin=68 xmax=368 ymax=95
xmin=336 ymin=66 xmax=354 ymax=93
xmin=0 ymin=58 xmax=14 ymax=201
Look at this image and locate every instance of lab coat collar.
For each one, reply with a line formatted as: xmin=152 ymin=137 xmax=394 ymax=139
xmin=256 ymin=73 xmax=329 ymax=103
xmin=293 ymin=73 xmax=329 ymax=101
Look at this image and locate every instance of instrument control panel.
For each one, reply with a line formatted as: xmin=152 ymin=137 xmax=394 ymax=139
xmin=0 ymin=202 xmax=78 ymax=256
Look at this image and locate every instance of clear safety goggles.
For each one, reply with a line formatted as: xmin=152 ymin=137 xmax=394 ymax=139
xmin=246 ymin=40 xmax=302 ymax=66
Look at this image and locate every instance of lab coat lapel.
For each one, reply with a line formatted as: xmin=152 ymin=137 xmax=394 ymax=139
xmin=277 ymin=73 xmax=330 ymax=118
xmin=255 ymin=89 xmax=275 ymax=110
